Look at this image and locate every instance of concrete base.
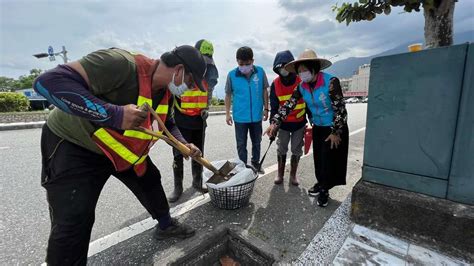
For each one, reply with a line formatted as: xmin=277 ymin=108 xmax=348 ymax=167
xmin=351 ymin=180 xmax=474 ymax=262
xmin=154 ymin=225 xmax=279 ymax=265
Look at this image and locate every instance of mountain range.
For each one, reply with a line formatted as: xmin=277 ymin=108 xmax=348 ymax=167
xmin=329 ymin=30 xmax=474 ymax=78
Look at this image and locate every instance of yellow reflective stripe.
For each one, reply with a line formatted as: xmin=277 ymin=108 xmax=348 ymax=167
xmin=294 ymin=103 xmax=306 ymax=110
xmin=123 ymin=130 xmax=161 ymax=140
xmin=181 ymin=102 xmax=207 ymax=109
xmin=138 ymin=96 xmax=152 ymax=107
xmin=136 ymin=154 xmax=147 ymax=164
xmin=94 ymin=129 xmax=139 ymax=164
xmin=278 ymin=95 xmax=292 ymax=101
xmin=182 ymin=90 xmax=208 ymax=97
xmin=156 ymin=104 xmax=168 ymax=114
xmin=296 ymin=109 xmax=305 ymax=118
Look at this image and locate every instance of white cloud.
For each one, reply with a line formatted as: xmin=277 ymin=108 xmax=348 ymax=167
xmin=0 ymin=0 xmax=472 ymax=98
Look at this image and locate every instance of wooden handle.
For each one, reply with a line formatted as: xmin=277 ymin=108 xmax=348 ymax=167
xmin=139 ymin=103 xmax=220 ymax=174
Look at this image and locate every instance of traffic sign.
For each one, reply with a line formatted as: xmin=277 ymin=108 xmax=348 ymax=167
xmin=48 ymin=46 xmax=54 ymax=56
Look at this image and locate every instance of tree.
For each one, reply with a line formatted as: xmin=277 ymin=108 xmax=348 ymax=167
xmin=0 ymin=77 xmax=19 ymax=92
xmin=17 ymin=68 xmax=43 ymax=90
xmin=335 ymin=0 xmax=456 ymax=48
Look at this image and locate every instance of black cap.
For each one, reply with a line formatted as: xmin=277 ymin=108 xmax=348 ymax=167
xmin=171 ymin=45 xmax=207 ymax=91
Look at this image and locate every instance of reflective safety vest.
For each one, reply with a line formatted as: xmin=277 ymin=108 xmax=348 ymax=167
xmin=174 ymin=81 xmax=208 ymax=116
xmin=92 ymin=51 xmax=170 ymax=176
xmin=274 ymin=76 xmax=306 ymax=123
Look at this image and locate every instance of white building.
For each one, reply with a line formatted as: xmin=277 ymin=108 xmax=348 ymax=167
xmin=350 ymin=64 xmax=370 ymax=92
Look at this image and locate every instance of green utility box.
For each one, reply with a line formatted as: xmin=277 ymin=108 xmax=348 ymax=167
xmin=363 ymin=43 xmax=473 ymax=205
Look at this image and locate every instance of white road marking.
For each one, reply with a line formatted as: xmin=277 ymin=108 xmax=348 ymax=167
xmin=82 ymin=127 xmax=365 ymax=257
xmin=0 ymin=147 xmax=10 ymax=150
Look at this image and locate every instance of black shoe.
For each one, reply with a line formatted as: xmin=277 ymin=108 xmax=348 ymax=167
xmin=252 ymin=162 xmax=265 ymax=175
xmin=154 ymin=218 xmax=195 ymax=240
xmin=308 ymin=183 xmax=322 ymax=197
xmin=317 ymin=190 xmax=329 ymax=207
xmin=192 ymin=180 xmax=208 ymax=193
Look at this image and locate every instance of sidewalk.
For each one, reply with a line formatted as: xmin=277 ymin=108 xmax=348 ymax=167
xmin=297 ymin=194 xmax=470 ymax=265
xmin=0 ymin=111 xmax=227 ymax=131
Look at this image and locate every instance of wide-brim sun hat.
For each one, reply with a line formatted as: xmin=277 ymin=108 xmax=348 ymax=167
xmin=284 ymin=49 xmax=332 ymax=73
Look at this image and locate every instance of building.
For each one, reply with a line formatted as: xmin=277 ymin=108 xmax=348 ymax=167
xmin=342 ymin=64 xmax=370 ymax=98
xmin=17 ymin=88 xmax=50 ymax=110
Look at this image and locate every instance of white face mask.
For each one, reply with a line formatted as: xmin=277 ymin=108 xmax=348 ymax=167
xmin=299 ymin=71 xmax=313 ymax=83
xmin=279 ymin=68 xmax=289 ymax=77
xmin=238 ymin=64 xmax=253 ymax=74
xmin=168 ymin=70 xmax=189 ymax=96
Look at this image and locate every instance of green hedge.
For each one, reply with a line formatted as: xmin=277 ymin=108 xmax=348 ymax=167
xmin=0 ymin=92 xmax=30 ymax=112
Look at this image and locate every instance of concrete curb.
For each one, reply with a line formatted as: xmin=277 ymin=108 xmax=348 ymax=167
xmin=0 ymin=121 xmax=45 ymax=131
xmin=0 ymin=112 xmax=227 ymax=131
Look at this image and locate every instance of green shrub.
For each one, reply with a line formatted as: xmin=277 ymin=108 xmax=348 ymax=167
xmin=0 ymin=92 xmax=30 ymax=112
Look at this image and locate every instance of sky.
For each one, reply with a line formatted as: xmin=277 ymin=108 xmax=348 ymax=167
xmin=1 ymin=0 xmax=473 ymax=98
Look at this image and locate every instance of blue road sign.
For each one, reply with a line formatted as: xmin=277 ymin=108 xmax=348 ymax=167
xmin=48 ymin=46 xmax=54 ymax=56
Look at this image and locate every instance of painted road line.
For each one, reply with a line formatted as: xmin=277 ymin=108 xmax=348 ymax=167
xmin=85 ymin=127 xmax=366 ymax=258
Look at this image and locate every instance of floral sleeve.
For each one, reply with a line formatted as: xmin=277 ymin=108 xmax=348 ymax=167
xmin=270 ymin=86 xmax=303 ymax=126
xmin=329 ymin=77 xmax=348 ymax=136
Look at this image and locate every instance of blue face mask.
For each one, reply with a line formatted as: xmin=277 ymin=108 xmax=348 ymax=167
xmin=168 ymin=71 xmax=189 ymax=96
xmin=238 ymin=64 xmax=253 ymax=74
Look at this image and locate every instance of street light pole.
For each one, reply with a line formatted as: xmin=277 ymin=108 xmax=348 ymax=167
xmin=33 ymin=46 xmax=69 ymax=63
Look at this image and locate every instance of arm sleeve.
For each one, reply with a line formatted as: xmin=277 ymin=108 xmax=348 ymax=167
xmin=165 ymin=119 xmax=187 ymax=144
xmin=329 ymin=77 xmax=348 ymax=135
xmin=262 ymin=71 xmax=269 ymax=89
xmin=224 ymin=73 xmax=232 ymax=96
xmin=269 ymin=82 xmax=279 ymax=120
xmin=270 ymin=87 xmax=303 ymax=126
xmin=165 ymin=96 xmax=187 ymax=144
xmin=33 ymin=67 xmax=124 ymax=129
xmin=205 ymin=65 xmax=219 ymax=106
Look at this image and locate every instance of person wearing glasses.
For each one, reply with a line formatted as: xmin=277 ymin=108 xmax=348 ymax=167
xmin=33 ymin=45 xmax=205 ymax=265
xmin=224 ymin=46 xmax=270 ymax=173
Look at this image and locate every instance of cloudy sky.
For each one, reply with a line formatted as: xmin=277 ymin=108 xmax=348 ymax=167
xmin=1 ymin=0 xmax=472 ymax=98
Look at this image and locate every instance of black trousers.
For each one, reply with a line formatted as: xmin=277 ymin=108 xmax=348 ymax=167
xmin=40 ymin=125 xmax=169 ymax=265
xmin=312 ymin=125 xmax=349 ymax=190
xmin=172 ymin=126 xmax=205 ymax=180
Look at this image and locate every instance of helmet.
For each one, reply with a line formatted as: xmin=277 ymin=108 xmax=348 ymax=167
xmin=195 ymin=39 xmax=214 ymax=57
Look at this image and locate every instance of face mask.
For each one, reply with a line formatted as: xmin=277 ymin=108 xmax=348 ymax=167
xmin=299 ymin=71 xmax=314 ymax=83
xmin=279 ymin=68 xmax=289 ymax=77
xmin=238 ymin=64 xmax=253 ymax=74
xmin=168 ymin=70 xmax=189 ymax=96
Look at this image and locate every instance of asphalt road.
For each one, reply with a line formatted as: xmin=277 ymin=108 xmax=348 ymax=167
xmin=0 ymin=103 xmax=367 ymax=264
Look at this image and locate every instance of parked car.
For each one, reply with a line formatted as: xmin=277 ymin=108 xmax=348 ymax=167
xmin=362 ymin=97 xmax=368 ymax=103
xmin=345 ymin=97 xmax=359 ymax=103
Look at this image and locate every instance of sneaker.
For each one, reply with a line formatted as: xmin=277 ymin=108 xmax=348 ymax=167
xmin=154 ymin=218 xmax=195 ymax=240
xmin=308 ymin=183 xmax=322 ymax=197
xmin=317 ymin=190 xmax=329 ymax=207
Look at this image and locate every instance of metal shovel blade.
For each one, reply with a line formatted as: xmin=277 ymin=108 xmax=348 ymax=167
xmin=206 ymin=161 xmax=238 ymax=184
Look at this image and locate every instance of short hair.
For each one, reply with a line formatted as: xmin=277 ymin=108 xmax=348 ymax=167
xmin=294 ymin=61 xmax=321 ymax=74
xmin=236 ymin=46 xmax=253 ymax=61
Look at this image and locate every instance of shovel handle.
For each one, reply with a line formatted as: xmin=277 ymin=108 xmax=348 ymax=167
xmin=139 ymin=104 xmax=220 ymax=174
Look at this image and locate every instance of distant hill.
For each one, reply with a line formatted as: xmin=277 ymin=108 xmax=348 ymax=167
xmin=329 ymin=30 xmax=474 ymax=78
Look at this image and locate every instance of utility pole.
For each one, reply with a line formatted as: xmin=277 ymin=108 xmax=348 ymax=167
xmin=33 ymin=45 xmax=69 ymax=63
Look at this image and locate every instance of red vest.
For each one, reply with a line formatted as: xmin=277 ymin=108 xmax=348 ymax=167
xmin=175 ymin=81 xmax=208 ymax=116
xmin=92 ymin=52 xmax=170 ymax=176
xmin=274 ymin=76 xmax=306 ymax=123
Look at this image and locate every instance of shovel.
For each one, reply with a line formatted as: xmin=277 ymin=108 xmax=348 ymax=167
xmin=137 ymin=103 xmax=236 ymax=184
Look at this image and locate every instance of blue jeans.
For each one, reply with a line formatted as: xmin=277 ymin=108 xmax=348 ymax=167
xmin=234 ymin=121 xmax=262 ymax=165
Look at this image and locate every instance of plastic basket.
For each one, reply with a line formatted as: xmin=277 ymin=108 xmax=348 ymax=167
xmin=207 ymin=176 xmax=257 ymax=210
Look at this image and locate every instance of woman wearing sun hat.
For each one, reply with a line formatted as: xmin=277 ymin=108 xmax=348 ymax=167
xmin=264 ymin=48 xmax=349 ymax=207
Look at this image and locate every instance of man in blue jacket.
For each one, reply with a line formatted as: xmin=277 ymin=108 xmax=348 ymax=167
xmin=224 ymin=46 xmax=269 ymax=174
